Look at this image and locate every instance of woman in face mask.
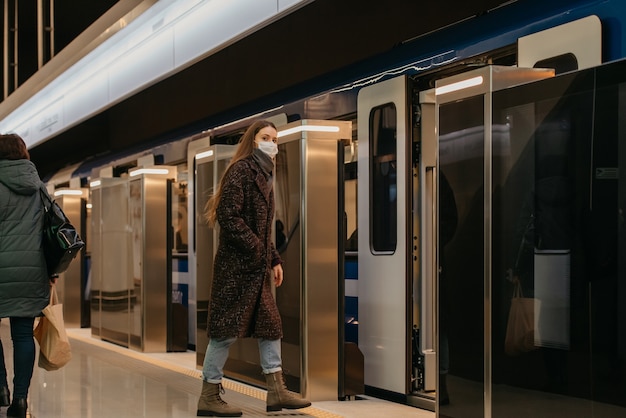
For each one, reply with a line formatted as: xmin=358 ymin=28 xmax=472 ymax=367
xmin=197 ymin=120 xmax=310 ymax=417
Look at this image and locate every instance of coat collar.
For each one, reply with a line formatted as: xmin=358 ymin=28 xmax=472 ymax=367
xmin=246 ymin=156 xmax=272 ymax=204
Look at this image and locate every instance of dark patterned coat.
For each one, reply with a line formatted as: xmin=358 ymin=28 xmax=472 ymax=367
xmin=207 ymin=156 xmax=283 ymax=339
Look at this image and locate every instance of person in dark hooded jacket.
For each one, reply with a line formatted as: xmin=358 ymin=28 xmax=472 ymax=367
xmin=196 ymin=120 xmax=310 ymax=417
xmin=0 ymin=133 xmax=51 ymax=418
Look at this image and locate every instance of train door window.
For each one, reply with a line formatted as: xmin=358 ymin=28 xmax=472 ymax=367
xmin=344 ymin=161 xmax=358 ymax=252
xmin=369 ymin=103 xmax=397 ymax=253
xmin=171 ymin=178 xmax=188 ymax=254
xmin=535 ymin=53 xmax=578 ymax=74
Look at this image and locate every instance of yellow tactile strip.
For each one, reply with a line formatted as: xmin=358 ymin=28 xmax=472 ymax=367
xmin=67 ymin=329 xmax=343 ymax=418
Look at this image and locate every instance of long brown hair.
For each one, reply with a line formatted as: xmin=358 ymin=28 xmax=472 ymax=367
xmin=204 ymin=119 xmax=277 ymax=226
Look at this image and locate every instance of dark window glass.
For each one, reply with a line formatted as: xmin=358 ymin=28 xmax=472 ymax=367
xmin=369 ymin=104 xmax=397 ymax=253
xmin=438 ymin=95 xmax=485 ymax=415
xmin=492 ymin=62 xmax=626 ymax=415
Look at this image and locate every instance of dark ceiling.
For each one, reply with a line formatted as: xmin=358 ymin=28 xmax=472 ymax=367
xmin=21 ymin=0 xmax=512 ymax=179
xmin=1 ymin=0 xmax=119 ymax=95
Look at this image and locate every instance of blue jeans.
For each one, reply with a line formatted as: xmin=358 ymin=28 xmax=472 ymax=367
xmin=202 ymin=337 xmax=282 ymax=384
xmin=0 ymin=317 xmax=36 ymax=399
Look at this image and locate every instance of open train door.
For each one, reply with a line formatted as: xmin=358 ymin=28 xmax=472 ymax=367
xmin=357 ymin=76 xmax=429 ymax=406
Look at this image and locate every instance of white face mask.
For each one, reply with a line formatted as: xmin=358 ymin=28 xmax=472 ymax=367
xmin=256 ymin=141 xmax=278 ymax=157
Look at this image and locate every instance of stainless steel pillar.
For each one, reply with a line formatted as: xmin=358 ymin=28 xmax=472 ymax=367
xmin=90 ymin=177 xmax=129 ymax=341
xmin=51 ymin=189 xmax=87 ymax=329
xmin=275 ymin=119 xmax=351 ymax=400
xmin=90 ymin=167 xmax=176 ymax=352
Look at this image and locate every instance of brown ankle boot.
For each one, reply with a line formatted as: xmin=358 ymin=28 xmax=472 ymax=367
xmin=197 ymin=381 xmax=242 ymax=417
xmin=264 ymin=371 xmax=311 ymax=412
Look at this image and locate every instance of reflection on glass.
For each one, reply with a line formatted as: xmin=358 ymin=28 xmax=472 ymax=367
xmin=98 ymin=181 xmax=132 ymax=347
xmin=274 ymin=141 xmax=299 ymax=256
xmin=129 ymin=179 xmax=142 ymax=344
xmin=195 ymin=160 xmax=215 ymax=365
xmin=438 ymin=95 xmax=485 ymax=416
xmin=344 ymin=159 xmax=357 ymax=252
xmin=172 ymin=181 xmax=188 ymax=253
xmin=274 ymin=140 xmax=303 ymax=391
xmin=369 ymin=104 xmax=397 ymax=253
xmin=491 ymin=66 xmax=626 ymax=416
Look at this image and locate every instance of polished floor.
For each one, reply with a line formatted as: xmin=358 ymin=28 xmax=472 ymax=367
xmin=0 ymin=322 xmax=431 ymax=418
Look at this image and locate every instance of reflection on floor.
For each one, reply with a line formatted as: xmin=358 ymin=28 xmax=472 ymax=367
xmin=7 ymin=322 xmax=622 ymax=418
xmin=0 ymin=323 xmax=429 ymax=418
xmin=440 ymin=374 xmax=626 ymax=418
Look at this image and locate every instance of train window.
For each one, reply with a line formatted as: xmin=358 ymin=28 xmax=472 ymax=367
xmin=369 ymin=103 xmax=397 ymax=253
xmin=171 ymin=180 xmax=188 ymax=254
xmin=344 ymin=161 xmax=358 ymax=252
xmin=535 ymin=53 xmax=578 ymax=74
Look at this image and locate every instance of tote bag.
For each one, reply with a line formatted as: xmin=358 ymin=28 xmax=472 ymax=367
xmin=34 ymin=285 xmax=72 ymax=371
xmin=504 ymin=280 xmax=538 ymax=356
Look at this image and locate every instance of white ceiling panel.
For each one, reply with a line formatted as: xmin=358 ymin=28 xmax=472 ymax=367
xmin=0 ymin=0 xmax=312 ymax=148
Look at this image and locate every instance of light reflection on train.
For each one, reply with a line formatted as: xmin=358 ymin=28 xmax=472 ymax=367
xmin=46 ymin=2 xmax=626 ymax=417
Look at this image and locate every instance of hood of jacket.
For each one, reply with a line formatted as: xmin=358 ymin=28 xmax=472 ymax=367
xmin=0 ymin=159 xmax=41 ymax=196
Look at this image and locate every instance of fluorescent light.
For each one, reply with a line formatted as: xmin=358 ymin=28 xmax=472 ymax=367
xmin=53 ymin=189 xmax=84 ymax=196
xmin=435 ymin=76 xmax=483 ymax=96
xmin=195 ymin=149 xmax=214 ymax=160
xmin=278 ymin=125 xmax=341 ymax=138
xmin=129 ymin=167 xmax=170 ymax=177
xmin=0 ymin=0 xmax=311 ymax=149
xmin=90 ymin=180 xmax=102 ymax=188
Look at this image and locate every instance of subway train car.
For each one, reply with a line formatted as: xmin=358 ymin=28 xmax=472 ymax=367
xmin=35 ymin=0 xmax=626 ymax=417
